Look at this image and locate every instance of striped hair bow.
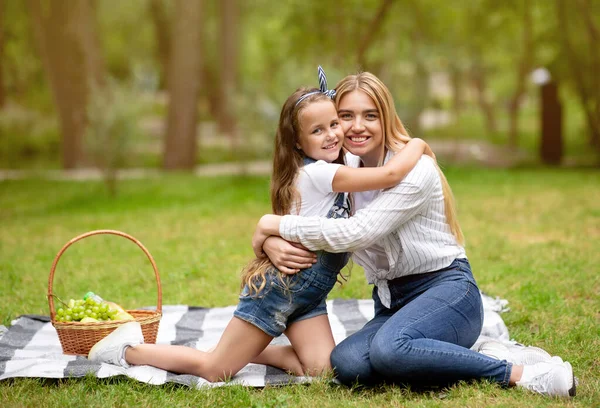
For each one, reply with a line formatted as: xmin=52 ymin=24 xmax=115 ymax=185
xmin=295 ymin=66 xmax=337 ymax=106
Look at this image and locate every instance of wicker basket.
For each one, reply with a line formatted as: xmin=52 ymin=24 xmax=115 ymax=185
xmin=47 ymin=230 xmax=162 ymax=356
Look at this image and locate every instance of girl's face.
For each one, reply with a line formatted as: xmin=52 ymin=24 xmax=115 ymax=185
xmin=338 ymin=90 xmax=384 ymax=167
xmin=296 ymin=100 xmax=344 ymax=163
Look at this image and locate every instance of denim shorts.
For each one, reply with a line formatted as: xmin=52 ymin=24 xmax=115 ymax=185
xmin=233 ymin=250 xmax=349 ymax=337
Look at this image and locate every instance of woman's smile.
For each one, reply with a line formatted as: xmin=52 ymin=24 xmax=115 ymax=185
xmin=337 ymin=90 xmax=383 ymax=166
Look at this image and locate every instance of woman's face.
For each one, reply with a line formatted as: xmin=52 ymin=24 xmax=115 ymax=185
xmin=337 ymin=90 xmax=384 ymax=167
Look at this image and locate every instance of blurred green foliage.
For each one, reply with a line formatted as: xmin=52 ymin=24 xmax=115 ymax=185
xmin=0 ymin=0 xmax=598 ymax=169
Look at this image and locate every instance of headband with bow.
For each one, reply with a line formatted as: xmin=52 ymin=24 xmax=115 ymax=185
xmin=295 ymin=66 xmax=336 ymax=106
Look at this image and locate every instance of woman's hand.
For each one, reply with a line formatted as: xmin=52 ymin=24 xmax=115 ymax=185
xmin=252 ymin=214 xmax=284 ymax=257
xmin=263 ymin=236 xmax=317 ymax=275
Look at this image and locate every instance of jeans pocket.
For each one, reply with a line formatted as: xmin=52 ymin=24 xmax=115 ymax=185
xmin=455 ymin=259 xmax=477 ymax=285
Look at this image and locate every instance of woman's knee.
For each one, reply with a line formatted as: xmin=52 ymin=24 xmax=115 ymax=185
xmin=369 ymin=331 xmax=410 ymax=374
xmin=330 ymin=340 xmax=373 ymax=385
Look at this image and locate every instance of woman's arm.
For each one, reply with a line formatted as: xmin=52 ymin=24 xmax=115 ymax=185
xmin=277 ymin=157 xmax=439 ymax=253
xmin=252 ymin=158 xmax=439 ymax=256
xmin=331 ymin=138 xmax=433 ymax=193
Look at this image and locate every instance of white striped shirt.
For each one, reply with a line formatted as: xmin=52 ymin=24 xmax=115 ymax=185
xmin=280 ymin=153 xmax=467 ymax=308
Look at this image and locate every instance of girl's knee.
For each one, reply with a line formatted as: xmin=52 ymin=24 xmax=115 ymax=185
xmin=302 ymin=356 xmax=332 ymax=377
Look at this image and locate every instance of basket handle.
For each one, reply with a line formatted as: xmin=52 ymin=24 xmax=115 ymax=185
xmin=47 ymin=230 xmax=163 ymax=320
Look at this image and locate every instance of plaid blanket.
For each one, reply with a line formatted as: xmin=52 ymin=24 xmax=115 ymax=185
xmin=0 ymin=294 xmax=510 ymax=388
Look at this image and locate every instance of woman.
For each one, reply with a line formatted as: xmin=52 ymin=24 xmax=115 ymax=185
xmin=251 ymin=72 xmax=575 ymax=397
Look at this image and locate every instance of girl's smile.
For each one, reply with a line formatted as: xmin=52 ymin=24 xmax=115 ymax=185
xmin=296 ymin=100 xmax=344 ymax=163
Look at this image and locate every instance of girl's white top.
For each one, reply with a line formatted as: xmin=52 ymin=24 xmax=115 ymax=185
xmin=293 ymin=160 xmax=345 ymax=217
xmin=280 ymin=152 xmax=467 ymax=308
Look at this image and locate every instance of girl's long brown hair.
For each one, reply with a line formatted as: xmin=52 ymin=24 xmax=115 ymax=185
xmin=335 ymin=72 xmax=464 ymax=245
xmin=240 ymin=88 xmax=343 ymax=295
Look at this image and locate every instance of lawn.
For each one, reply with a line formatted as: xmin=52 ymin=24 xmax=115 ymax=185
xmin=0 ymin=168 xmax=598 ymax=407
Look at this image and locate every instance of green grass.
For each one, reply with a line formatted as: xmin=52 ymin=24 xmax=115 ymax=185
xmin=1 ymin=169 xmax=599 ymax=407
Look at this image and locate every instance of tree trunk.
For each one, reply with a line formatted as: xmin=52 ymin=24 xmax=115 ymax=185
xmin=149 ymin=0 xmax=170 ymax=90
xmin=357 ymin=0 xmax=395 ymax=71
xmin=218 ymin=0 xmax=238 ymax=144
xmin=163 ymin=0 xmax=203 ymax=170
xmin=558 ymin=0 xmax=600 ymax=151
xmin=0 ymin=0 xmax=5 ymax=109
xmin=576 ymin=0 xmax=600 ymax=148
xmin=27 ymin=0 xmax=102 ymax=169
xmin=507 ymin=0 xmax=533 ymax=150
xmin=449 ymin=63 xmax=464 ymax=119
xmin=201 ymin=61 xmax=221 ymax=122
xmin=408 ymin=51 xmax=429 ymax=136
xmin=404 ymin=0 xmax=429 ymax=135
xmin=471 ymin=62 xmax=498 ymax=135
xmin=76 ymin=0 xmax=106 ymax=89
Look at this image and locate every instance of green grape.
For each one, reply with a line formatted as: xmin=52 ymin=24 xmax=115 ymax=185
xmin=57 ymin=308 xmax=65 ymax=316
xmin=68 ymin=299 xmax=75 ymax=309
xmin=92 ymin=306 xmax=99 ymax=313
xmin=65 ymin=315 xmax=72 ymax=322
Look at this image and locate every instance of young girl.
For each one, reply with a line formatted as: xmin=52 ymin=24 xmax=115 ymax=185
xmin=89 ymin=75 xmax=433 ymax=382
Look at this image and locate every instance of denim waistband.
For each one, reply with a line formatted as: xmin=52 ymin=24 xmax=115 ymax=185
xmin=387 ymin=258 xmax=471 ymax=287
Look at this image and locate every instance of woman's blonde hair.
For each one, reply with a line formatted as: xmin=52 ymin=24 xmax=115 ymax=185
xmin=240 ymin=88 xmax=344 ymax=295
xmin=335 ymin=72 xmax=464 ymax=245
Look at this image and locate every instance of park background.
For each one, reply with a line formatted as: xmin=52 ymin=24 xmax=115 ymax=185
xmin=1 ymin=1 xmax=599 ymax=407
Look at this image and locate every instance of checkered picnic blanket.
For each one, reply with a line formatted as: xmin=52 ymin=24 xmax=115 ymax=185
xmin=0 ymin=294 xmax=510 ymax=388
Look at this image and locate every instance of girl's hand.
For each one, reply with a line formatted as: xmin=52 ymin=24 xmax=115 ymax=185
xmin=252 ymin=227 xmax=270 ymax=258
xmin=252 ymin=214 xmax=283 ymax=257
xmin=263 ymin=236 xmax=317 ymax=275
xmin=411 ymin=138 xmax=436 ymax=161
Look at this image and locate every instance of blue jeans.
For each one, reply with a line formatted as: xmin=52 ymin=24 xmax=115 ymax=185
xmin=330 ymin=259 xmax=512 ymax=387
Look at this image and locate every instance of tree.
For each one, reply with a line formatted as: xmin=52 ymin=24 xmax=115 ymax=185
xmin=163 ymin=0 xmax=203 ymax=170
xmin=356 ymin=0 xmax=395 ymax=71
xmin=507 ymin=0 xmax=533 ymax=150
xmin=217 ymin=0 xmax=239 ymax=144
xmin=27 ymin=0 xmax=106 ymax=168
xmin=0 ymin=0 xmax=5 ymax=109
xmin=558 ymin=0 xmax=600 ymax=153
xmin=148 ymin=0 xmax=171 ymax=90
xmin=465 ymin=3 xmax=499 ymax=136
